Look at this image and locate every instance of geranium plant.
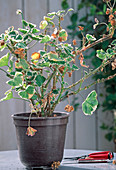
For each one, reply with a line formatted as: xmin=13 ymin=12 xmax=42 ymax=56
xmin=0 ymin=0 xmax=116 ymax=136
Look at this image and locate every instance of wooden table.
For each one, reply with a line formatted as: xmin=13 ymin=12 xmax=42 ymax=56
xmin=0 ymin=149 xmax=116 ymax=169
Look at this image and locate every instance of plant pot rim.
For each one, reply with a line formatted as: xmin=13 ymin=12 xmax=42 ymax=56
xmin=11 ymin=111 xmax=69 ymax=120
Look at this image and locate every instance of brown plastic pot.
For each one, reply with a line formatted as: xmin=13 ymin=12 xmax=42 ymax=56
xmin=12 ymin=111 xmax=69 ymax=168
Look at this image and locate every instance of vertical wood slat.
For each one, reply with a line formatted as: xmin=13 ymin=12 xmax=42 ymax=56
xmin=24 ymin=0 xmax=48 ymax=111
xmin=21 ymin=0 xmax=27 ymax=113
xmin=72 ymin=0 xmax=77 ymax=149
xmin=49 ymin=0 xmax=74 ymax=149
xmin=0 ymin=0 xmax=23 ymax=151
xmin=73 ymin=0 xmax=97 ymax=150
xmin=0 ymin=0 xmax=48 ymax=151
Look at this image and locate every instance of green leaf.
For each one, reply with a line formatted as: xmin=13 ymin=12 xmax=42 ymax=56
xmin=29 ymin=34 xmax=41 ymax=41
xmin=0 ymin=53 xmax=10 ymax=67
xmin=32 ymin=28 xmax=40 ymax=34
xmin=7 ymin=72 xmax=23 ymax=87
xmin=22 ymin=20 xmax=28 ymax=27
xmin=82 ymin=90 xmax=98 ymax=115
xmin=48 ymin=52 xmax=65 ymax=64
xmin=14 ymin=34 xmax=23 ymax=42
xmin=16 ymin=34 xmax=23 ymax=40
xmin=0 ymin=91 xmax=13 ymax=102
xmin=15 ymin=42 xmax=26 ymax=49
xmin=39 ymin=20 xmax=48 ymax=29
xmin=31 ymin=94 xmax=37 ymax=100
xmin=44 ymin=16 xmax=52 ymax=22
xmin=96 ymin=49 xmax=106 ymax=60
xmin=63 ymin=43 xmax=73 ymax=50
xmin=92 ymin=57 xmax=102 ymax=68
xmin=40 ymin=35 xmax=51 ymax=43
xmin=35 ymin=75 xmax=46 ymax=87
xmin=103 ymin=4 xmax=106 ymax=13
xmin=56 ymin=10 xmax=65 ymax=16
xmin=96 ymin=11 xmax=104 ymax=15
xmin=7 ymin=56 xmax=13 ymax=72
xmin=64 ymin=48 xmax=73 ymax=57
xmin=90 ymin=4 xmax=96 ymax=15
xmin=71 ymin=13 xmax=78 ymax=23
xmin=26 ymin=85 xmax=35 ymax=94
xmin=8 ymin=26 xmax=14 ymax=32
xmin=37 ymin=62 xmax=50 ymax=68
xmin=9 ymin=31 xmax=17 ymax=38
xmin=52 ymin=89 xmax=59 ymax=94
xmin=47 ymin=12 xmax=56 ymax=16
xmin=105 ymin=132 xmax=113 ymax=141
xmin=18 ymin=28 xmax=28 ymax=34
xmin=24 ymin=35 xmax=29 ymax=41
xmin=84 ymin=70 xmax=88 ymax=76
xmin=86 ymin=34 xmax=96 ymax=41
xmin=0 ymin=33 xmax=5 ymax=40
xmin=19 ymin=59 xmax=29 ymax=70
xmin=67 ymin=8 xmax=74 ymax=12
xmin=48 ymin=21 xmax=55 ymax=26
xmin=72 ymin=64 xmax=79 ymax=70
xmin=48 ymin=51 xmax=58 ymax=59
xmin=18 ymin=91 xmax=28 ymax=99
xmin=61 ymin=0 xmax=69 ymax=10
xmin=67 ymin=25 xmax=76 ymax=30
xmin=111 ymin=40 xmax=116 ymax=46
xmin=29 ymin=23 xmax=36 ymax=29
xmin=67 ymin=57 xmax=73 ymax=62
xmin=39 ymin=50 xmax=46 ymax=56
xmin=59 ymin=29 xmax=67 ymax=37
xmin=78 ymin=3 xmax=84 ymax=10
xmin=100 ymin=123 xmax=108 ymax=130
xmin=106 ymin=49 xmax=116 ymax=59
xmin=60 ymin=52 xmax=68 ymax=58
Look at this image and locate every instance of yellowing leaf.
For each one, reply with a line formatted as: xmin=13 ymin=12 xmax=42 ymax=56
xmin=0 ymin=91 xmax=13 ymax=102
xmin=26 ymin=127 xmax=37 ymax=136
xmin=31 ymin=52 xmax=40 ymax=60
xmin=64 ymin=104 xmax=74 ymax=112
xmin=39 ymin=20 xmax=48 ymax=29
xmin=59 ymin=29 xmax=68 ymax=42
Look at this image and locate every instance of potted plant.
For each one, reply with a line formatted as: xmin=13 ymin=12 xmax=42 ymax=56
xmin=0 ymin=0 xmax=116 ymax=168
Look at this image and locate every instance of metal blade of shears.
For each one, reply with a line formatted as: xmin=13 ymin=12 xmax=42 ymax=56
xmin=62 ymin=159 xmax=112 ymax=164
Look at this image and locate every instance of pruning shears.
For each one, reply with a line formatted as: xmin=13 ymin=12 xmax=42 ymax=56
xmin=63 ymin=151 xmax=114 ymax=163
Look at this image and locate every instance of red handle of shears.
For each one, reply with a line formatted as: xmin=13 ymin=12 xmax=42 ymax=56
xmin=88 ymin=151 xmax=114 ymax=160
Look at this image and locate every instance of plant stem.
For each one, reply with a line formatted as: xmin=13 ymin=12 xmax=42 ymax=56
xmin=50 ymin=67 xmax=67 ymax=114
xmin=61 ymin=73 xmax=116 ymax=101
xmin=79 ymin=34 xmax=112 ymax=54
xmin=64 ymin=57 xmax=113 ymax=91
xmin=21 ymin=12 xmax=25 ymax=29
xmin=45 ymin=70 xmax=57 ymax=88
xmin=44 ymin=29 xmax=48 ymax=52
xmin=83 ymin=73 xmax=116 ymax=90
xmin=0 ymin=68 xmax=14 ymax=78
xmin=53 ymin=75 xmax=56 ymax=89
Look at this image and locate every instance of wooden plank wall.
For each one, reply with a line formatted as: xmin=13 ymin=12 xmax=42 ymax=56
xmin=0 ymin=0 xmax=113 ymax=151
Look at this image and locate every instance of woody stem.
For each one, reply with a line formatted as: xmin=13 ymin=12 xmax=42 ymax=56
xmin=64 ymin=57 xmax=113 ymax=91
xmin=79 ymin=34 xmax=112 ymax=54
xmin=61 ymin=73 xmax=116 ymax=101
